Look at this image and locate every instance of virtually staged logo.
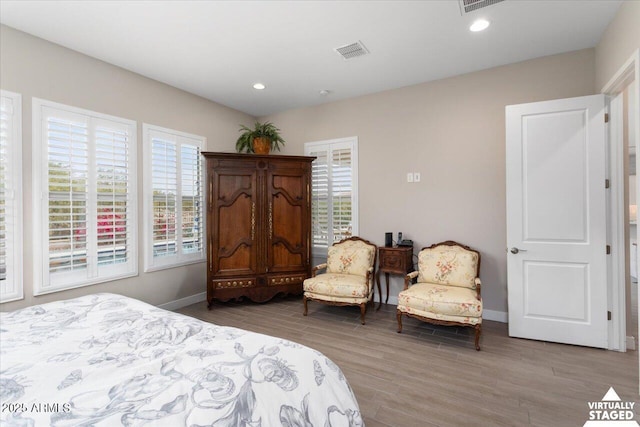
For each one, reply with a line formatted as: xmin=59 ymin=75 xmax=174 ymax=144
xmin=583 ymin=387 xmax=639 ymax=426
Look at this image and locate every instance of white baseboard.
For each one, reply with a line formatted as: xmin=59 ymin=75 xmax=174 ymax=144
xmin=627 ymin=335 xmax=637 ymax=350
xmin=483 ymin=309 xmax=508 ymax=323
xmin=380 ymin=296 xmax=508 ymax=323
xmin=158 ymin=292 xmax=206 ymax=311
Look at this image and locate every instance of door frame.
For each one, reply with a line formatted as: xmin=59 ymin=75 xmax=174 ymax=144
xmin=603 ymin=48 xmax=640 ymax=352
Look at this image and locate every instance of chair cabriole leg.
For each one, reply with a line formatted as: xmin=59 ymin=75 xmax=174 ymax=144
xmin=303 ymin=296 xmax=308 ymax=316
xmin=360 ymin=303 xmax=366 ymax=325
xmin=396 ymin=311 xmax=403 ymax=333
xmin=474 ymin=324 xmax=481 ymax=351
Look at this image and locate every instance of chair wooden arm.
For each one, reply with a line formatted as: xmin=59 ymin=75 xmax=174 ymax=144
xmin=365 ymin=266 xmax=374 ymax=290
xmin=404 ymin=271 xmax=419 ymax=290
xmin=311 ymin=263 xmax=328 ymax=278
xmin=475 ymin=277 xmax=482 ymax=300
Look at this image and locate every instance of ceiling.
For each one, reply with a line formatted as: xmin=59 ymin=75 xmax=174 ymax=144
xmin=0 ymin=0 xmax=622 ymax=117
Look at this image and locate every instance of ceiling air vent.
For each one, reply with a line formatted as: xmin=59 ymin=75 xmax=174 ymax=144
xmin=335 ymin=41 xmax=369 ymax=60
xmin=458 ymin=0 xmax=504 ymax=14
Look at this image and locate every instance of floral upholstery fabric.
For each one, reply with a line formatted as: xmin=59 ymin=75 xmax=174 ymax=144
xmin=303 ymin=273 xmax=371 ymax=299
xmin=397 ymin=283 xmax=482 ymax=325
xmin=326 ymin=240 xmax=376 ymax=277
xmin=398 ymin=283 xmax=482 ymax=317
xmin=418 ymin=245 xmax=479 ymax=289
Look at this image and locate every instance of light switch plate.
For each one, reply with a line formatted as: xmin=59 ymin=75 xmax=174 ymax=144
xmin=414 ymin=172 xmax=421 ymax=182
xmin=407 ymin=172 xmax=413 ymax=183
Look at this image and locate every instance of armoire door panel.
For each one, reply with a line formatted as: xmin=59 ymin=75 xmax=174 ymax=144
xmin=268 ymin=170 xmax=308 ymax=272
xmin=271 ymin=242 xmax=304 ymax=270
xmin=213 ymin=169 xmax=257 ymax=275
xmin=218 ymin=248 xmax=252 ymax=272
xmin=273 ymin=196 xmax=303 ymax=245
xmin=272 ymin=174 xmax=304 ymax=199
xmin=217 ymin=174 xmax=253 ymax=201
xmin=218 ymin=196 xmax=251 ymax=246
xmin=271 ymin=195 xmax=304 ymax=271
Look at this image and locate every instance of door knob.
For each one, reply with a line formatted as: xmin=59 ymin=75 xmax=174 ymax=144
xmin=510 ymin=247 xmax=527 ymax=254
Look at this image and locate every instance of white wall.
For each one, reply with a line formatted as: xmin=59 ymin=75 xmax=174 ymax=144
xmin=0 ymin=25 xmax=253 ymax=311
xmin=595 ymin=0 xmax=640 ymax=92
xmin=261 ymin=49 xmax=597 ymax=314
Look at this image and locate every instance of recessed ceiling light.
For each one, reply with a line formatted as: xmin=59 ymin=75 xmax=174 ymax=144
xmin=469 ymin=19 xmax=490 ymax=32
xmin=319 ymin=89 xmax=331 ymax=96
xmin=253 ymin=83 xmax=265 ymax=90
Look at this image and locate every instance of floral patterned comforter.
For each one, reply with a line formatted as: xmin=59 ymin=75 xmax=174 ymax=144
xmin=0 ymin=293 xmax=362 ymax=426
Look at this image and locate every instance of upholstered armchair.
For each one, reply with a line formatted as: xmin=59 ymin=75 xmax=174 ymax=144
xmin=396 ymin=241 xmax=483 ymax=350
xmin=303 ymin=236 xmax=377 ymax=324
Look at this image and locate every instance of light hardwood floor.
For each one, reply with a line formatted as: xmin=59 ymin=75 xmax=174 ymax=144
xmin=177 ymin=296 xmax=639 ymax=427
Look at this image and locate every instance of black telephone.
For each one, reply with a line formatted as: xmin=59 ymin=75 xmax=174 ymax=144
xmin=396 ymin=232 xmax=412 ymax=247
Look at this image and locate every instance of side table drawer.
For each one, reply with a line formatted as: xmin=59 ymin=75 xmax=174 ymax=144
xmin=380 ymin=252 xmax=402 ymax=269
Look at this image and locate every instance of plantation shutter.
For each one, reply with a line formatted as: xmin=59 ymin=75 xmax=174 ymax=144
xmin=46 ymin=113 xmax=90 ymax=279
xmin=305 ymin=137 xmax=358 ymax=255
xmin=180 ymin=142 xmax=204 ymax=255
xmin=95 ymin=121 xmax=132 ymax=271
xmin=0 ymin=92 xmax=22 ymax=302
xmin=151 ymin=136 xmax=178 ymax=258
xmin=34 ymin=100 xmax=137 ymax=294
xmin=331 ymin=147 xmax=353 ymax=243
xmin=309 ymin=149 xmax=329 ymax=249
xmin=144 ymin=125 xmax=204 ymax=271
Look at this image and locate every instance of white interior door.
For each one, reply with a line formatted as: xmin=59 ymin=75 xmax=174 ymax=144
xmin=506 ymin=94 xmax=609 ymax=349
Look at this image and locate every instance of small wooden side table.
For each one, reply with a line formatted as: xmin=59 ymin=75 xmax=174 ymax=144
xmin=376 ymin=246 xmax=413 ymax=310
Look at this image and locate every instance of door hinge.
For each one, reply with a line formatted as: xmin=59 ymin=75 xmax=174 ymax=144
xmin=606 ymin=245 xmax=611 ymax=254
xmin=605 ymin=113 xmax=609 ymax=123
xmin=607 ymin=311 xmax=612 ymax=321
xmin=605 ymin=179 xmax=610 ymax=189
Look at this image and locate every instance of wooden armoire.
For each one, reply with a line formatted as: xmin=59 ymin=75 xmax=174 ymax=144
xmin=203 ymin=152 xmax=315 ymax=307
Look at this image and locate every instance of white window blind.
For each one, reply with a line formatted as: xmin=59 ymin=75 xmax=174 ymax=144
xmin=33 ymin=99 xmax=137 ymax=294
xmin=0 ymin=91 xmax=23 ymax=303
xmin=143 ymin=124 xmax=205 ymax=271
xmin=305 ymin=137 xmax=358 ymax=255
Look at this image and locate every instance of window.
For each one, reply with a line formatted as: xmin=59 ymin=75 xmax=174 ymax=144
xmin=0 ymin=91 xmax=23 ymax=303
xmin=143 ymin=124 xmax=205 ymax=271
xmin=304 ymin=137 xmax=358 ymax=256
xmin=32 ymin=99 xmax=137 ymax=294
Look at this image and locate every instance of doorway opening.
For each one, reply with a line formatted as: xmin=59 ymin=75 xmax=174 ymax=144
xmin=625 ymin=80 xmax=638 ymax=350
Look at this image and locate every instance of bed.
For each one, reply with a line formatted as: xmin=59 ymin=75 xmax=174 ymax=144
xmin=0 ymin=293 xmax=362 ymax=426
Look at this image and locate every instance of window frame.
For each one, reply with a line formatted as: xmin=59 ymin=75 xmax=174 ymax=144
xmin=304 ymin=136 xmax=359 ymax=257
xmin=142 ymin=123 xmax=206 ymax=272
xmin=32 ymin=98 xmax=138 ymax=295
xmin=0 ymin=90 xmax=23 ymax=303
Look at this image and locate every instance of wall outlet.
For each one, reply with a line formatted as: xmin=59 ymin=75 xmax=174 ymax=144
xmin=407 ymin=172 xmax=413 ymax=183
xmin=414 ymin=172 xmax=421 ymax=182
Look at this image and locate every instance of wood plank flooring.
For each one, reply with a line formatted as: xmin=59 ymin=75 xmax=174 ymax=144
xmin=177 ymin=296 xmax=639 ymax=427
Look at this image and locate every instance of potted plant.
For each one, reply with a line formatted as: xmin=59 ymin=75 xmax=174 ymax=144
xmin=235 ymin=121 xmax=285 ymax=154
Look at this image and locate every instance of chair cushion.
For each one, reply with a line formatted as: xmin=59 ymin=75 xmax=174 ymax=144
xmin=418 ymin=246 xmax=479 ymax=289
xmin=397 ymin=282 xmax=482 ymax=319
xmin=303 ymin=292 xmax=370 ymax=305
xmin=326 ymin=240 xmax=375 ymax=277
xmin=303 ymin=273 xmax=370 ymax=299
